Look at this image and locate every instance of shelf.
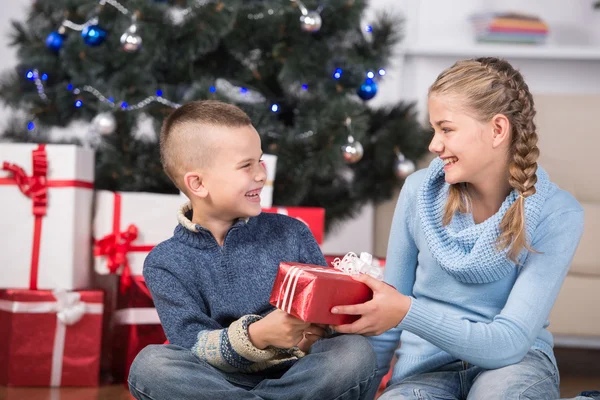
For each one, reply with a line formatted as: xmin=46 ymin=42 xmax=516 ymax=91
xmin=403 ymin=43 xmax=600 ymax=61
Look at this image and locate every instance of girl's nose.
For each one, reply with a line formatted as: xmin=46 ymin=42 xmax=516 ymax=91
xmin=428 ymin=133 xmax=444 ymax=154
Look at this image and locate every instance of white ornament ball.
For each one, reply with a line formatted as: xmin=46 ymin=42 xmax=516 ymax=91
xmin=92 ymin=112 xmax=117 ymax=135
xmin=300 ymin=11 xmax=322 ymax=32
xmin=120 ymin=24 xmax=142 ymax=52
xmin=395 ymin=155 xmax=416 ymax=179
xmin=341 ymin=139 xmax=364 ymax=164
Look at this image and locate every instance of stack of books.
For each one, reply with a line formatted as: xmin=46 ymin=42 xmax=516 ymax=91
xmin=470 ymin=12 xmax=549 ymax=44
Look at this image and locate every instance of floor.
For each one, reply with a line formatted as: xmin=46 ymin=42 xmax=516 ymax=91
xmin=0 ymin=348 xmax=598 ymax=399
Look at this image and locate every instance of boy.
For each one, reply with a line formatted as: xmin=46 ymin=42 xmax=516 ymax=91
xmin=127 ymin=100 xmax=376 ymax=400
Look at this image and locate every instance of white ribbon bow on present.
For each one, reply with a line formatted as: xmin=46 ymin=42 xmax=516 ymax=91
xmin=53 ymin=290 xmax=87 ymax=325
xmin=331 ymin=252 xmax=384 ymax=280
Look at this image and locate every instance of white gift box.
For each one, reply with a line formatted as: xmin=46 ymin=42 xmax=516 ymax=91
xmin=0 ymin=143 xmax=95 ymax=290
xmin=261 ymin=154 xmax=277 ymax=208
xmin=93 ymin=190 xmax=184 ymax=277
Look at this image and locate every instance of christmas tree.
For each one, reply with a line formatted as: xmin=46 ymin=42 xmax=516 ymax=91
xmin=0 ymin=0 xmax=428 ymax=230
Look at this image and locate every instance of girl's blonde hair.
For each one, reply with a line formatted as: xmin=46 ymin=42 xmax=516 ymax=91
xmin=429 ymin=57 xmax=539 ymax=262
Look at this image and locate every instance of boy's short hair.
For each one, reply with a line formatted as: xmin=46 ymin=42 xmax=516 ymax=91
xmin=160 ymin=100 xmax=252 ymax=190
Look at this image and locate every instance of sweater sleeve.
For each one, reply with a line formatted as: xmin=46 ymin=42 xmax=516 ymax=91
xmin=297 ymin=221 xmax=327 ymax=267
xmin=368 ymin=179 xmax=420 ymax=381
xmin=397 ymin=208 xmax=585 ymax=369
xmin=144 ymin=259 xmax=285 ymax=373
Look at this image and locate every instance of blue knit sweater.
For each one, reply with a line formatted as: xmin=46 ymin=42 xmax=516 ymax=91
xmin=368 ymin=158 xmax=585 ymax=386
xmin=143 ymin=203 xmax=326 ymax=373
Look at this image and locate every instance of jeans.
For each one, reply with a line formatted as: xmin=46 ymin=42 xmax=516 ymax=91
xmin=378 ymin=349 xmax=561 ymax=400
xmin=128 ymin=334 xmax=377 ymax=400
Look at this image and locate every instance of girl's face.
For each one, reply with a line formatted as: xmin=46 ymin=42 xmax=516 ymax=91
xmin=428 ymin=95 xmax=507 ymax=186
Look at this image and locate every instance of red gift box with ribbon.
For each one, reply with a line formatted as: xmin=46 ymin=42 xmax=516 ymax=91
xmin=93 ymin=190 xmax=183 ymax=292
xmin=0 ymin=144 xmax=94 ymax=290
xmin=0 ymin=289 xmax=104 ymax=386
xmin=110 ymin=276 xmax=166 ymax=383
xmin=261 ymin=207 xmax=325 ymax=244
xmin=269 ymin=262 xmax=373 ymax=325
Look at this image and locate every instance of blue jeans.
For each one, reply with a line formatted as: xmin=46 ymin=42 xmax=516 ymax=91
xmin=378 ymin=349 xmax=561 ymax=399
xmin=128 ymin=334 xmax=377 ymax=400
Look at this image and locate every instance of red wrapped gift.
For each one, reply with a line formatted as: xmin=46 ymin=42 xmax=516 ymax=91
xmin=269 ymin=262 xmax=373 ymax=325
xmin=262 ymin=207 xmax=325 ymax=244
xmin=0 ymin=289 xmax=103 ymax=387
xmin=111 ymin=276 xmax=166 ymax=383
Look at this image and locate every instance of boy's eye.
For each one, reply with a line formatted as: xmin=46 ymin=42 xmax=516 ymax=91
xmin=442 ymin=128 xmax=451 ymax=133
xmin=242 ymin=163 xmax=251 ymax=168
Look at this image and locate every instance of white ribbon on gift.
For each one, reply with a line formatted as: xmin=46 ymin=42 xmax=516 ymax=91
xmin=275 ymin=252 xmax=384 ymax=314
xmin=331 ymin=252 xmax=384 ymax=280
xmin=112 ymin=307 xmax=161 ymax=325
xmin=0 ymin=290 xmax=103 ymax=387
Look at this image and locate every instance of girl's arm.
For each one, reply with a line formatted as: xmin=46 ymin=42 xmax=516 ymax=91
xmin=395 ymin=207 xmax=584 ymax=369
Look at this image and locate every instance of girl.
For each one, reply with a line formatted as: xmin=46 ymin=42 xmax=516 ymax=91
xmin=331 ymin=57 xmax=585 ymax=399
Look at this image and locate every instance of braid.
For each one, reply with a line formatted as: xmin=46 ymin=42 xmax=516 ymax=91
xmin=476 ymin=57 xmax=540 ymax=260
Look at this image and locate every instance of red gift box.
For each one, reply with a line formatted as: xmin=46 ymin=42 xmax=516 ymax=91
xmin=269 ymin=262 xmax=372 ymax=325
xmin=111 ymin=276 xmax=166 ymax=383
xmin=0 ymin=289 xmax=103 ymax=387
xmin=262 ymin=207 xmax=325 ymax=244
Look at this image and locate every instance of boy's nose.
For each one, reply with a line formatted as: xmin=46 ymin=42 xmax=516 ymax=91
xmin=255 ymin=162 xmax=267 ymax=182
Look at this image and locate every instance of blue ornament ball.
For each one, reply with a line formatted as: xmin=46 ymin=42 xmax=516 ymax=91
xmin=357 ymin=78 xmax=378 ymax=101
xmin=45 ymin=31 xmax=65 ymax=52
xmin=81 ymin=25 xmax=107 ymax=46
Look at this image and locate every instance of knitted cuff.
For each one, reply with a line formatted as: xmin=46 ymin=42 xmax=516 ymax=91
xmin=228 ymin=315 xmax=277 ymax=363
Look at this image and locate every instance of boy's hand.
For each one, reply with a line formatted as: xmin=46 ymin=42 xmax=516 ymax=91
xmin=296 ymin=324 xmax=327 ymax=353
xmin=248 ymin=309 xmax=311 ymax=349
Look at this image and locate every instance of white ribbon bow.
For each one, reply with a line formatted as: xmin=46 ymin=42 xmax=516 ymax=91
xmin=331 ymin=252 xmax=384 ymax=280
xmin=53 ymin=290 xmax=86 ymax=325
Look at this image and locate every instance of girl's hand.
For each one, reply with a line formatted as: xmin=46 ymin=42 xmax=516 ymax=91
xmin=331 ymin=273 xmax=412 ymax=336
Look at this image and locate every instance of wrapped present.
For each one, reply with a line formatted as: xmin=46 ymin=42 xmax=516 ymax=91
xmin=93 ymin=190 xmax=183 ymax=288
xmin=0 ymin=144 xmax=95 ymax=290
xmin=270 ymin=254 xmax=384 ymax=325
xmin=0 ymin=289 xmax=103 ymax=386
xmin=111 ymin=276 xmax=166 ymax=383
xmin=262 ymin=207 xmax=325 ymax=244
xmin=260 ymin=154 xmax=277 ymax=208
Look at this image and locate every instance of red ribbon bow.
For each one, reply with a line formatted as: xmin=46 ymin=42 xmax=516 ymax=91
xmin=93 ymin=193 xmax=154 ymax=293
xmin=1 ymin=144 xmax=48 ymax=217
xmin=94 ymin=224 xmax=139 ymax=274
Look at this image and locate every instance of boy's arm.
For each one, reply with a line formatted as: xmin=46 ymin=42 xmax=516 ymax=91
xmin=144 ymin=261 xmax=281 ymax=373
xmin=297 ymin=222 xmax=327 ymax=267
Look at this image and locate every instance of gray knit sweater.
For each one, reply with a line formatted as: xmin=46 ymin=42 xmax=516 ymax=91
xmin=143 ymin=203 xmax=327 ymax=373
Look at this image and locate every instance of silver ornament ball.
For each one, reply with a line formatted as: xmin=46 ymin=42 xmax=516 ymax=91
xmin=92 ymin=112 xmax=117 ymax=135
xmin=300 ymin=11 xmax=322 ymax=32
xmin=395 ymin=153 xmax=416 ymax=179
xmin=341 ymin=137 xmax=364 ymax=164
xmin=120 ymin=24 xmax=142 ymax=52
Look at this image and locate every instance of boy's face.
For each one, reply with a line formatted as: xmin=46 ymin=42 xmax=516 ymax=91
xmin=201 ymin=124 xmax=266 ymax=220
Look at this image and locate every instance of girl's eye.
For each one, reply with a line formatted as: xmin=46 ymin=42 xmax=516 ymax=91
xmin=242 ymin=164 xmax=251 ymax=168
xmin=442 ymin=128 xmax=451 ymax=133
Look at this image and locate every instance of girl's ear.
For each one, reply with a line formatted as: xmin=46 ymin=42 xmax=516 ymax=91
xmin=490 ymin=113 xmax=511 ymax=148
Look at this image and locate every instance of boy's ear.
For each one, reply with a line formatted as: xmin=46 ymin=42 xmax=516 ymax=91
xmin=490 ymin=113 xmax=510 ymax=148
xmin=183 ymin=171 xmax=209 ymax=199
